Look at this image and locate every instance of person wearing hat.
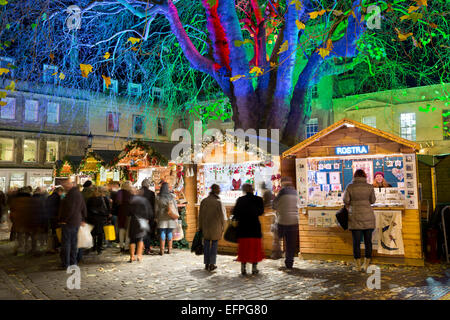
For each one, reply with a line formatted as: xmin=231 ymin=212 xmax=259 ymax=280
xmin=372 ymin=172 xmax=392 ymax=188
xmin=81 ymin=180 xmax=95 ymax=203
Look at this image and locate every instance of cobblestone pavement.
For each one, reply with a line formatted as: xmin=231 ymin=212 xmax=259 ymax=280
xmin=0 ymin=229 xmax=448 ymax=300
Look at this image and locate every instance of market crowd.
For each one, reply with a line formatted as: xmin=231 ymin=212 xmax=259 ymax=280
xmin=1 ymin=178 xmax=180 ymax=269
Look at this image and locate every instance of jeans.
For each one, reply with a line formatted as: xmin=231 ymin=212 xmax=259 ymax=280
xmin=204 ymin=240 xmax=218 ymax=265
xmin=60 ymin=225 xmax=79 ymax=267
xmin=351 ymin=229 xmax=374 ymax=259
xmin=277 ymin=224 xmax=299 ymax=268
xmin=160 ymin=228 xmax=173 ymax=241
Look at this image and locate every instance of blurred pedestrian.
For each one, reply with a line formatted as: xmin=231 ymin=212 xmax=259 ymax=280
xmin=86 ymin=186 xmax=109 ymax=255
xmin=232 ymin=184 xmax=264 ymax=275
xmin=31 ymin=187 xmax=48 ymax=254
xmin=0 ymin=190 xmax=7 ymax=224
xmin=46 ymin=186 xmax=64 ymax=253
xmin=108 ymin=181 xmax=121 ymax=242
xmin=260 ymin=182 xmax=273 ymax=208
xmin=10 ymin=187 xmax=34 ymax=255
xmin=81 ymin=180 xmax=94 ymax=202
xmin=117 ymin=181 xmax=133 ymax=253
xmin=198 ymin=184 xmax=225 ymax=271
xmin=141 ymin=178 xmax=156 ymax=254
xmin=59 ymin=179 xmax=87 ymax=269
xmin=7 ymin=187 xmax=18 ymax=241
xmin=343 ymin=169 xmax=376 ymax=272
xmin=156 ymin=182 xmax=178 ymax=255
xmin=127 ymin=187 xmax=152 ymax=262
xmin=273 ymin=177 xmax=299 ymax=269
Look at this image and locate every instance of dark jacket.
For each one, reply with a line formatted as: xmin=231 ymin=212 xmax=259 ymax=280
xmin=59 ymin=187 xmax=87 ymax=227
xmin=343 ymin=177 xmax=377 ymax=230
xmin=117 ymin=189 xmax=132 ymax=229
xmin=199 ymin=193 xmax=226 ymax=241
xmin=128 ymin=196 xmax=152 ymax=240
xmin=273 ymin=186 xmax=299 ymax=226
xmin=32 ymin=193 xmax=48 ymax=231
xmin=87 ymin=196 xmax=109 ymax=234
xmin=141 ymin=187 xmax=155 ymax=223
xmin=232 ymin=193 xmax=264 ymax=238
xmin=110 ymin=191 xmax=119 ymax=216
xmin=9 ymin=192 xmax=34 ymax=233
xmin=46 ymin=193 xmax=61 ymax=229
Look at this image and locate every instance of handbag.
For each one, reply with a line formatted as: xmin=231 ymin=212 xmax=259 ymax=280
xmin=335 ymin=206 xmax=349 ymax=230
xmin=191 ymin=230 xmax=203 ymax=255
xmin=172 ymin=220 xmax=184 ymax=241
xmin=224 ymin=221 xmax=238 ymax=243
xmin=167 ymin=201 xmax=180 ymax=220
xmin=103 ymin=224 xmax=116 ymax=241
xmin=137 ymin=218 xmax=150 ymax=232
xmin=77 ymin=224 xmax=94 ymax=249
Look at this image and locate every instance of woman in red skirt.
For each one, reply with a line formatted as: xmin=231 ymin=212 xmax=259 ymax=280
xmin=232 ymin=184 xmax=265 ymax=275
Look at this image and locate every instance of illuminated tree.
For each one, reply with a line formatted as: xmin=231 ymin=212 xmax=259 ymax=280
xmin=0 ymin=0 xmax=448 ymax=145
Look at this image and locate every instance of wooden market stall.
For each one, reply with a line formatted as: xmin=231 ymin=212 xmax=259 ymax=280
xmin=182 ymin=133 xmax=284 ymax=257
xmin=281 ymin=118 xmax=424 ymax=266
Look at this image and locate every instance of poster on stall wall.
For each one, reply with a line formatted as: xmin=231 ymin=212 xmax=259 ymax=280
xmin=100 ymin=167 xmax=107 ymax=182
xmin=376 ymin=210 xmax=404 ymax=255
xmin=403 ymin=154 xmax=418 ymax=209
xmin=352 ymin=161 xmax=374 ymax=184
xmin=295 ymin=158 xmax=308 ymax=207
xmin=308 ymin=210 xmax=338 ymax=227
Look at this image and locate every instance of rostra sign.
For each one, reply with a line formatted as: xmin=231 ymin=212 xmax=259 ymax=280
xmin=335 ymin=145 xmax=369 ymax=155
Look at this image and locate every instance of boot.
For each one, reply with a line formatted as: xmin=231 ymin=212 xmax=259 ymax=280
xmin=129 ymin=243 xmax=136 ymax=263
xmin=352 ymin=258 xmax=361 ymax=271
xmin=241 ymin=263 xmax=247 ymax=275
xmin=167 ymin=240 xmax=173 ymax=254
xmin=252 ymin=263 xmax=259 ymax=275
xmin=362 ymin=258 xmax=371 ymax=272
xmin=159 ymin=239 xmax=165 ymax=255
xmin=136 ymin=241 xmax=144 ymax=262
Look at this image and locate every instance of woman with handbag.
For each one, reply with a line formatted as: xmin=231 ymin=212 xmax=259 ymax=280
xmin=232 ymin=184 xmax=265 ymax=275
xmin=343 ymin=169 xmax=377 ymax=272
xmin=127 ymin=187 xmax=152 ymax=262
xmin=155 ymin=182 xmax=179 ymax=255
xmin=198 ymin=184 xmax=226 ymax=271
xmin=86 ymin=187 xmax=109 ymax=255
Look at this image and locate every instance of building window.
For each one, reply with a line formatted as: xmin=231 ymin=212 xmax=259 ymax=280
xmin=362 ymin=116 xmax=376 ymax=128
xmin=0 ymin=97 xmax=15 ymax=120
xmin=0 ymin=57 xmax=15 ymax=77
xmin=127 ymin=83 xmax=142 ymax=97
xmin=157 ymin=118 xmax=167 ymax=137
xmin=312 ymin=86 xmax=318 ymax=99
xmin=107 ymin=112 xmax=120 ymax=132
xmin=0 ymin=138 xmax=14 ymax=162
xmin=133 ymin=115 xmax=145 ymax=135
xmin=24 ymin=100 xmax=39 ymax=122
xmin=306 ymin=118 xmax=319 ymax=138
xmin=152 ymin=87 xmax=163 ymax=101
xmin=47 ymin=102 xmax=60 ymax=124
xmin=443 ymin=110 xmax=450 ymax=140
xmin=43 ymin=64 xmax=58 ymax=84
xmin=46 ymin=141 xmax=58 ymax=162
xmin=23 ymin=139 xmax=37 ymax=163
xmin=400 ymin=113 xmax=416 ymax=141
xmin=103 ymin=79 xmax=118 ymax=94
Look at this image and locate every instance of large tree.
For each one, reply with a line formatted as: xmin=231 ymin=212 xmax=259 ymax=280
xmin=0 ymin=0 xmax=447 ymax=145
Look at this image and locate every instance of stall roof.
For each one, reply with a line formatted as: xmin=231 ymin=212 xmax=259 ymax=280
xmin=418 ymin=153 xmax=450 ymax=167
xmin=65 ymin=156 xmax=83 ymax=171
xmin=92 ymin=150 xmax=121 ymax=165
xmin=282 ymin=118 xmax=420 ymax=157
xmin=145 ymin=141 xmax=178 ymax=160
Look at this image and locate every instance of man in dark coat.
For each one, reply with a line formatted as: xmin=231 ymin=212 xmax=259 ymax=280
xmin=59 ymin=180 xmax=87 ymax=269
xmin=46 ymin=187 xmax=64 ymax=253
xmin=128 ymin=189 xmax=152 ymax=262
xmin=10 ymin=188 xmax=34 ymax=255
xmin=86 ymin=187 xmax=109 ymax=254
xmin=140 ymin=178 xmax=156 ymax=254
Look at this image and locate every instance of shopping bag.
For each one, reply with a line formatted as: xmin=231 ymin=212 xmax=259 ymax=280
xmin=224 ymin=221 xmax=238 ymax=243
xmin=103 ymin=225 xmax=116 ymax=241
xmin=335 ymin=206 xmax=349 ymax=230
xmin=167 ymin=201 xmax=180 ymax=220
xmin=77 ymin=224 xmax=94 ymax=249
xmin=56 ymin=227 xmax=62 ymax=243
xmin=172 ymin=220 xmax=184 ymax=241
xmin=191 ymin=230 xmax=203 ymax=255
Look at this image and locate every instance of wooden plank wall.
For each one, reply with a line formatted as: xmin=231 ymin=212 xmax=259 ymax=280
xmin=299 ymin=209 xmax=423 ymax=260
xmin=436 ymin=156 xmax=450 ymax=203
xmin=184 ymin=164 xmax=198 ymax=242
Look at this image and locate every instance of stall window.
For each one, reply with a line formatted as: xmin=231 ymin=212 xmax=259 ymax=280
xmin=107 ymin=112 xmax=120 ymax=132
xmin=47 ymin=102 xmax=60 ymax=124
xmin=157 ymin=118 xmax=167 ymax=137
xmin=133 ymin=115 xmax=145 ymax=135
xmin=127 ymin=83 xmax=142 ymax=97
xmin=23 ymin=139 xmax=37 ymax=163
xmin=46 ymin=141 xmax=58 ymax=162
xmin=0 ymin=138 xmax=14 ymax=162
xmin=0 ymin=97 xmax=15 ymax=120
xmin=362 ymin=116 xmax=376 ymax=128
xmin=400 ymin=113 xmax=416 ymax=141
xmin=443 ymin=110 xmax=450 ymax=140
xmin=312 ymin=85 xmax=318 ymax=99
xmin=152 ymin=87 xmax=163 ymax=101
xmin=25 ymin=100 xmax=39 ymax=122
xmin=0 ymin=57 xmax=15 ymax=77
xmin=306 ymin=118 xmax=319 ymax=138
xmin=103 ymin=78 xmax=118 ymax=94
